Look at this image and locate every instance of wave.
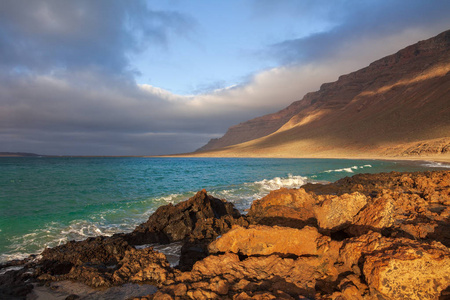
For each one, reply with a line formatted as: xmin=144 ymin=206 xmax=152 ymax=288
xmin=421 ymin=161 xmax=450 ymax=169
xmin=0 ymin=174 xmax=310 ymax=264
xmin=324 ymin=164 xmax=372 ymax=173
xmin=0 ymin=219 xmax=143 ymax=264
xmin=253 ymin=174 xmax=308 ymax=191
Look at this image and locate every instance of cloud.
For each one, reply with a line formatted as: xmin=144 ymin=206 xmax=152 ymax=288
xmin=1 ymin=0 xmax=450 ymax=155
xmin=265 ymin=0 xmax=450 ymax=65
xmin=0 ymin=0 xmax=196 ymax=74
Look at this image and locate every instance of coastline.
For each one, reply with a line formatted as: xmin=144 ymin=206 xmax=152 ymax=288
xmin=1 ymin=170 xmax=449 ymax=299
xmin=157 ymin=152 xmax=450 ymax=164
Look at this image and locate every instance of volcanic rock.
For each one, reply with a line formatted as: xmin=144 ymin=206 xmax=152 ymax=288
xmin=3 ymin=170 xmax=449 ymax=299
xmin=126 ymin=189 xmax=243 ymax=245
xmin=363 ymin=240 xmax=450 ymax=300
xmin=247 ymin=188 xmax=317 ymax=228
xmin=209 ymin=225 xmax=341 ymax=259
xmin=314 ymin=192 xmax=367 ymax=231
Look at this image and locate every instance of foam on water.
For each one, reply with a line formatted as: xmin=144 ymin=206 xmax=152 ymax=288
xmin=0 ymin=157 xmax=440 ymax=264
xmin=253 ymin=174 xmax=308 ymax=191
xmin=0 ymin=218 xmax=146 ymax=264
xmin=0 ymin=266 xmax=24 ymax=275
xmin=324 ymin=164 xmax=372 ymax=173
xmin=421 ymin=161 xmax=450 ymax=169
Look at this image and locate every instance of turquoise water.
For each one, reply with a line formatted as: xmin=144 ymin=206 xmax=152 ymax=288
xmin=0 ymin=157 xmax=448 ymax=262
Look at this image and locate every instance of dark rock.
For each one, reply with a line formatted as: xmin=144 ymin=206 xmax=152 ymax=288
xmin=124 ymin=189 xmax=243 ymax=245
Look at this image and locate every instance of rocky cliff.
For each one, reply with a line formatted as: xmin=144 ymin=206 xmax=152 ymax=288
xmin=1 ymin=171 xmax=449 ymax=299
xmin=196 ymin=30 xmax=450 ymax=158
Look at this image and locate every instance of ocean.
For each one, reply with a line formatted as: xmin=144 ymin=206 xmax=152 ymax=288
xmin=1 ymin=157 xmax=449 ymax=263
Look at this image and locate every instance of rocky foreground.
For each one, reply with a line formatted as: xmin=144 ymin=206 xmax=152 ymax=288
xmin=1 ymin=171 xmax=450 ymax=299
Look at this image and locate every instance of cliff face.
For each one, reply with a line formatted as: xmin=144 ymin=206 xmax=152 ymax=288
xmin=196 ymin=30 xmax=450 ymax=157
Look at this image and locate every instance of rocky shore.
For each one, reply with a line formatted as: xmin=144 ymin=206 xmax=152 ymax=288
xmin=1 ymin=171 xmax=449 ymax=299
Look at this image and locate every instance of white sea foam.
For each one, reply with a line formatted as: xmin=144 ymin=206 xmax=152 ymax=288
xmin=0 ymin=174 xmax=311 ymax=264
xmin=253 ymin=174 xmax=308 ymax=191
xmin=421 ymin=161 xmax=450 ymax=169
xmin=0 ymin=218 xmax=145 ymax=264
xmin=324 ymin=164 xmax=372 ymax=173
xmin=0 ymin=265 xmax=24 ymax=275
xmin=153 ymin=192 xmax=195 ymax=205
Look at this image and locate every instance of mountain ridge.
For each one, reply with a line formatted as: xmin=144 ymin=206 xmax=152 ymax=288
xmin=193 ymin=29 xmax=450 ymax=160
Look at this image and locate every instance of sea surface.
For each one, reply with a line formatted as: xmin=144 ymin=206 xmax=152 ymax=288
xmin=1 ymin=157 xmax=449 ymax=263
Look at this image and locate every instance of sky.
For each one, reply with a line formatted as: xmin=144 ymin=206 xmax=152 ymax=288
xmin=1 ymin=0 xmax=450 ymax=156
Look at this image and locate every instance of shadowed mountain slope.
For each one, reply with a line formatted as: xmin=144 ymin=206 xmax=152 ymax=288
xmin=195 ymin=30 xmax=450 ymax=159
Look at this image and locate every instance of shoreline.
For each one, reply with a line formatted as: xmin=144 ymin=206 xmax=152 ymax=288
xmin=1 ymin=170 xmax=448 ymax=299
xmin=1 ymin=170 xmax=449 ymax=299
xmin=156 ymin=152 xmax=450 ymax=165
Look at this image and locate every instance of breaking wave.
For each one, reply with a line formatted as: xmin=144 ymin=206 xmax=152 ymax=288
xmin=420 ymin=161 xmax=450 ymax=169
xmin=324 ymin=164 xmax=372 ymax=173
xmin=253 ymin=174 xmax=308 ymax=191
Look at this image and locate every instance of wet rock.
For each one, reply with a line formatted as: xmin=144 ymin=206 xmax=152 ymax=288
xmin=38 ymin=243 xmax=171 ymax=288
xmin=126 ymin=189 xmax=243 ymax=245
xmin=4 ymin=170 xmax=449 ymax=299
xmin=0 ymin=268 xmax=35 ymax=299
xmin=39 ymin=236 xmax=132 ymax=274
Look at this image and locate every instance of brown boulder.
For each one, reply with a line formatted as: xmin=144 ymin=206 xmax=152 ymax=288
xmin=363 ymin=241 xmax=450 ymax=300
xmin=314 ymin=192 xmax=367 ymax=231
xmin=113 ymin=247 xmax=171 ymax=284
xmin=209 ymin=225 xmax=341 ymax=259
xmin=247 ymin=188 xmax=317 ymax=227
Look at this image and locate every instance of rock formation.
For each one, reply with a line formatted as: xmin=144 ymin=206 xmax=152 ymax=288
xmin=1 ymin=171 xmax=449 ymax=299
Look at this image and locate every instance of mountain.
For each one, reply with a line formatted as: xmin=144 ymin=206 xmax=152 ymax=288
xmin=194 ymin=30 xmax=450 ymax=160
xmin=0 ymin=152 xmax=43 ymax=157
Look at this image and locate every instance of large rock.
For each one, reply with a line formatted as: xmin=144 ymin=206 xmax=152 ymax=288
xmin=126 ymin=189 xmax=243 ymax=245
xmin=40 ymin=236 xmax=131 ymax=269
xmin=209 ymin=225 xmax=341 ymax=259
xmin=314 ymin=192 xmax=367 ymax=231
xmin=247 ymin=188 xmax=316 ymax=224
xmin=363 ymin=241 xmax=450 ymax=300
xmin=38 ymin=245 xmax=171 ymax=288
xmin=5 ymin=170 xmax=449 ymax=299
xmin=155 ymin=253 xmax=337 ymax=299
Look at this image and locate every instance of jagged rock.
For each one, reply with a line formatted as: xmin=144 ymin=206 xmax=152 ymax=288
xmin=167 ymin=253 xmax=335 ymax=298
xmin=4 ymin=170 xmax=450 ymax=299
xmin=38 ymin=238 xmax=171 ymax=288
xmin=112 ymin=248 xmax=171 ymax=284
xmin=39 ymin=236 xmax=132 ymax=272
xmin=126 ymin=189 xmax=243 ymax=245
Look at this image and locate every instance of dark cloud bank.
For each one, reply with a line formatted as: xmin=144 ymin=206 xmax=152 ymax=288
xmin=1 ymin=0 xmax=450 ymax=155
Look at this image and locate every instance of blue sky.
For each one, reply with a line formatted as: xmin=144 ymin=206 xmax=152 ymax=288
xmin=131 ymin=0 xmax=336 ymax=94
xmin=1 ymin=0 xmax=450 ymax=155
